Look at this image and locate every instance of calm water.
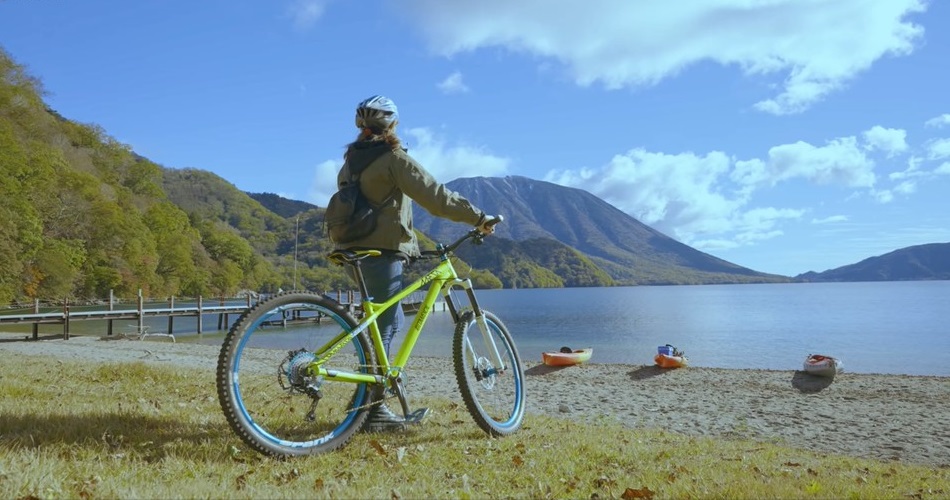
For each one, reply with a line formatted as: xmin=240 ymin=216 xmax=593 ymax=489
xmin=32 ymin=281 xmax=949 ymax=376
xmin=405 ymin=281 xmax=950 ymax=376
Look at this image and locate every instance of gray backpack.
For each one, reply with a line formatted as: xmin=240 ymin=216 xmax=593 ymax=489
xmin=324 ymin=164 xmax=394 ymax=244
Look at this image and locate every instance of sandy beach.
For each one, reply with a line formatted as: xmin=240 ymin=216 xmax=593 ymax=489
xmin=2 ymin=334 xmax=948 ymax=466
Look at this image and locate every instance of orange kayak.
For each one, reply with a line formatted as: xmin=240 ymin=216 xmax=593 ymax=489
xmin=542 ymin=348 xmax=593 ymax=366
xmin=654 ymin=353 xmax=688 ymax=369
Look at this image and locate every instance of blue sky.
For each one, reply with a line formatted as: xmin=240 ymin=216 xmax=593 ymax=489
xmin=2 ymin=0 xmax=948 ymax=277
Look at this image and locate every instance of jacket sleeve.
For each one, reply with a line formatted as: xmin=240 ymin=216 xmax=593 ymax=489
xmin=389 ymin=150 xmax=484 ymax=226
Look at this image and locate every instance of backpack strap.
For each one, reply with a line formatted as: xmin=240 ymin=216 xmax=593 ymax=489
xmin=347 ymin=150 xmax=398 ymax=209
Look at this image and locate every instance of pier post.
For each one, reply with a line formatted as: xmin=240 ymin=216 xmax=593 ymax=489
xmin=167 ymin=296 xmax=174 ymax=335
xmin=63 ymin=297 xmax=70 ymax=340
xmin=218 ymin=298 xmax=226 ymax=330
xmin=197 ymin=296 xmax=203 ymax=334
xmin=137 ymin=290 xmax=144 ymax=335
xmin=107 ymin=289 xmax=114 ymax=336
xmin=32 ymin=299 xmax=39 ymax=340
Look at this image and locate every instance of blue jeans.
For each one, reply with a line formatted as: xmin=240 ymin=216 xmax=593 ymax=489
xmin=355 ymin=255 xmax=405 ymax=358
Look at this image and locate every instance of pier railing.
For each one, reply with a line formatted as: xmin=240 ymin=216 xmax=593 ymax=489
xmin=0 ymin=289 xmax=434 ymax=341
xmin=0 ymin=292 xmax=254 ymax=341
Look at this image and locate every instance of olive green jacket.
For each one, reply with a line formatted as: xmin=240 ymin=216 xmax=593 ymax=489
xmin=335 ymin=143 xmax=484 ymax=256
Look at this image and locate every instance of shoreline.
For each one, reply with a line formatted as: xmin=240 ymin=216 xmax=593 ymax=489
xmin=2 ymin=334 xmax=948 ymax=466
xmin=4 ymin=330 xmax=946 ymax=378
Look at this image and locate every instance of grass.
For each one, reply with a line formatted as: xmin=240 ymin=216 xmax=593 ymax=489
xmin=1 ymin=353 xmax=948 ymax=499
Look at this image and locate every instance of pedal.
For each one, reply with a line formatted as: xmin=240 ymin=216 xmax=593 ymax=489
xmin=405 ymin=407 xmax=430 ymax=424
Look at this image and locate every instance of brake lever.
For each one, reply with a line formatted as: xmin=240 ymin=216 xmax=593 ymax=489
xmin=472 ymin=230 xmax=486 ymax=245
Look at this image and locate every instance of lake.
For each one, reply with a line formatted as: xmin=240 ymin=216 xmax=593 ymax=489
xmin=24 ymin=281 xmax=949 ymax=376
xmin=403 ymin=281 xmax=950 ymax=376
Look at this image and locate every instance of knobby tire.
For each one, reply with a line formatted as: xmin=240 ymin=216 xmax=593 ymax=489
xmin=452 ymin=310 xmax=526 ymax=436
xmin=216 ymin=292 xmax=378 ymax=457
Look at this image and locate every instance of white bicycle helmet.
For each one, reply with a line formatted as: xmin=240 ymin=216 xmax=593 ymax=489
xmin=355 ymin=95 xmax=399 ymax=131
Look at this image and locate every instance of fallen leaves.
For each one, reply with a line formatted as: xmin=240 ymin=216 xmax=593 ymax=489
xmin=621 ymin=486 xmax=655 ymax=499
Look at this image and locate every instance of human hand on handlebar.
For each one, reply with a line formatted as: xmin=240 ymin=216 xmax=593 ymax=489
xmin=477 ymin=214 xmax=503 ymax=235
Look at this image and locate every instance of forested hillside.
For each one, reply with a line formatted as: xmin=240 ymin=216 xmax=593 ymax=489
xmin=0 ymin=48 xmax=498 ymax=303
xmin=247 ymin=192 xmax=317 ymax=218
xmin=0 ymin=48 xmax=344 ymax=303
xmin=452 ymin=238 xmax=614 ymax=288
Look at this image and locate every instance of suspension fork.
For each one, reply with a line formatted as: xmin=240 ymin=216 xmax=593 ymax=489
xmin=443 ymin=279 xmax=508 ymax=372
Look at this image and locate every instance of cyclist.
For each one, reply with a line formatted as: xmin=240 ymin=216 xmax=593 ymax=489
xmin=335 ymin=94 xmax=497 ymax=432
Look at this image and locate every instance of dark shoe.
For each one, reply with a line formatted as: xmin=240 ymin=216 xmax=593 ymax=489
xmin=364 ymin=404 xmax=407 ymax=433
xmin=363 ymin=404 xmax=430 ymax=433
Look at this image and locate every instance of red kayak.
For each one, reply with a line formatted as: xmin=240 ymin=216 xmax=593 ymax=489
xmin=803 ymin=354 xmax=841 ymax=377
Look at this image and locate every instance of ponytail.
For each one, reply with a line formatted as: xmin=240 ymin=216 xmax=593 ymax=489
xmin=351 ymin=122 xmax=402 ymax=150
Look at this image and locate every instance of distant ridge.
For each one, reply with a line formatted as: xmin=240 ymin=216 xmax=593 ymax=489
xmin=795 ymin=242 xmax=950 ymax=281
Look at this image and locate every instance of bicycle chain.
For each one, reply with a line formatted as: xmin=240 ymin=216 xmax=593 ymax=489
xmin=290 ymin=362 xmax=409 ymax=415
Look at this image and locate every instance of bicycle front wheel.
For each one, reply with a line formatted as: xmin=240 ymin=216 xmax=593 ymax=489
xmin=453 ymin=309 xmax=526 ymax=436
xmin=216 ymin=292 xmax=378 ymax=457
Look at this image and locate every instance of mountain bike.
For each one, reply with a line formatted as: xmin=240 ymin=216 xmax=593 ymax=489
xmin=216 ymin=216 xmax=525 ymax=457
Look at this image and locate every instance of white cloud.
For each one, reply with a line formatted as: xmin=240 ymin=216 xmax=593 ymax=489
xmin=893 ymin=180 xmax=917 ymax=195
xmin=926 ymin=138 xmax=950 ymax=160
xmin=399 ymin=0 xmax=927 ymax=114
xmin=732 ymin=137 xmax=877 ymax=188
xmin=404 ymin=127 xmax=509 ymax=181
xmin=687 ymin=238 xmax=739 ymax=252
xmin=924 ymin=114 xmax=950 ymax=128
xmin=888 ymin=151 xmax=950 ymax=188
xmin=546 ymin=149 xmax=739 ymax=237
xmin=289 ymin=0 xmax=329 ymax=30
xmin=541 ymin=129 xmax=909 ymax=254
xmin=889 ymin=156 xmax=932 ymax=181
xmin=543 ymin=148 xmax=803 ymax=248
xmin=733 ymin=207 xmax=802 ymax=245
xmin=870 ymin=188 xmax=895 ymax=203
xmin=437 ymin=71 xmax=470 ymax=94
xmin=812 ymin=215 xmax=849 ymax=224
xmin=862 ymin=126 xmax=908 ymax=156
xmin=308 ymin=158 xmax=343 ymax=206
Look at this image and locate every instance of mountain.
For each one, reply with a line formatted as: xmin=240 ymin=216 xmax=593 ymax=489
xmin=412 ymin=176 xmax=788 ymax=285
xmin=795 ymin=243 xmax=950 ymax=282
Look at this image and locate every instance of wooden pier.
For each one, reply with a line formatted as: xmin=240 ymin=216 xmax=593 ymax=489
xmin=0 ymin=290 xmax=439 ymax=342
xmin=0 ymin=293 xmax=253 ymax=341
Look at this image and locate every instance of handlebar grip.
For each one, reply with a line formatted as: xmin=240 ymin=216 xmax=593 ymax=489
xmin=485 ymin=214 xmax=504 ymax=227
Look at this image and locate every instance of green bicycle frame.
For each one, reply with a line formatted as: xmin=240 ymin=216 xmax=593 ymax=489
xmin=309 ymin=254 xmax=465 ymax=386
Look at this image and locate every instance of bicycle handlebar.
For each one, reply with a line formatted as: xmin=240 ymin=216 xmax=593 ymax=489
xmin=418 ymin=215 xmax=504 ymax=260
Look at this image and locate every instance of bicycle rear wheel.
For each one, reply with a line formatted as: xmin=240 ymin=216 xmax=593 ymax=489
xmin=216 ymin=292 xmax=378 ymax=457
xmin=452 ymin=309 xmax=525 ymax=436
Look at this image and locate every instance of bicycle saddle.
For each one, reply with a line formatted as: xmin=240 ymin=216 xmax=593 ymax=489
xmin=328 ymin=249 xmax=382 ymax=265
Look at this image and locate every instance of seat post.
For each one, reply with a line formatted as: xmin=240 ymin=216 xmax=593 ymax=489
xmin=350 ymin=259 xmax=372 ymax=302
